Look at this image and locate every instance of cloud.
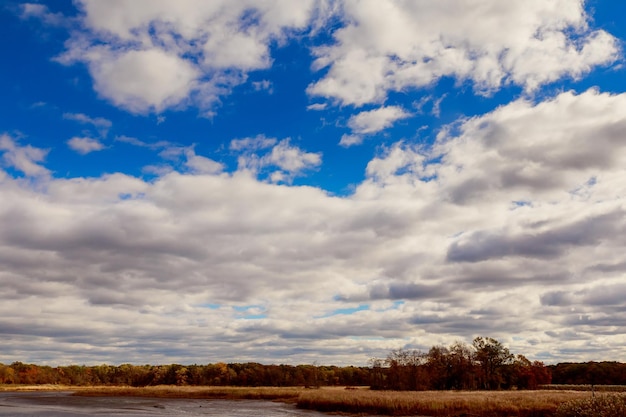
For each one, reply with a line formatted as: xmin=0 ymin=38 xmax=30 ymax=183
xmin=307 ymin=103 xmax=327 ymax=111
xmin=0 ymin=134 xmax=50 ymax=177
xmin=348 ymin=106 xmax=411 ymax=135
xmin=184 ymin=149 xmax=224 ymax=175
xmin=265 ymin=139 xmax=322 ymax=174
xmin=67 ymin=137 xmax=106 ymax=154
xmin=234 ymin=137 xmax=322 ymax=182
xmin=339 ymin=134 xmax=363 ymax=147
xmin=4 ymin=89 xmax=626 ymax=364
xmin=364 ymin=142 xmax=425 ymax=180
xmin=229 ymin=135 xmax=277 ymax=151
xmin=307 ymin=0 xmax=619 ymax=105
xmin=339 ymin=106 xmax=411 ymax=147
xmin=115 ymin=135 xmax=171 ymax=150
xmin=20 ymin=3 xmax=66 ymax=26
xmin=87 ymin=49 xmax=201 ymax=114
xmin=54 ymin=0 xmax=320 ymax=114
xmin=63 ymin=113 xmax=112 ymax=128
xmin=252 ymin=80 xmax=273 ymax=93
xmin=63 ymin=112 xmax=112 ymax=136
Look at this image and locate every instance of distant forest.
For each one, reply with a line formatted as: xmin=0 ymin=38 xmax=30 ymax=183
xmin=2 ymin=338 xmax=625 ymax=390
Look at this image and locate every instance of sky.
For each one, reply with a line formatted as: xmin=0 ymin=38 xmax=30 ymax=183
xmin=1 ymin=0 xmax=626 ymax=367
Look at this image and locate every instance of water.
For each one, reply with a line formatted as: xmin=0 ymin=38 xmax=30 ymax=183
xmin=0 ymin=392 xmax=330 ymax=416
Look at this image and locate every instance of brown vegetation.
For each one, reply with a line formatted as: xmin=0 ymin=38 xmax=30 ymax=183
xmin=297 ymin=389 xmax=593 ymax=416
xmin=555 ymin=394 xmax=626 ymax=417
xmin=73 ymin=385 xmax=305 ymax=402
xmin=1 ymin=384 xmax=616 ymax=416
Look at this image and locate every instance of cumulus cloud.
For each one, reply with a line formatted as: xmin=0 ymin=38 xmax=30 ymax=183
xmin=265 ymin=139 xmax=322 ymax=174
xmin=184 ymin=149 xmax=224 ymax=175
xmin=87 ymin=49 xmax=200 ymax=114
xmin=341 ymin=105 xmax=412 ymax=147
xmin=339 ymin=134 xmax=363 ymax=147
xmin=67 ymin=137 xmax=106 ymax=154
xmin=233 ymin=136 xmax=322 ymax=183
xmin=4 ymin=89 xmax=626 ymax=364
xmin=308 ymin=0 xmax=619 ymax=105
xmin=53 ymin=0 xmax=320 ymax=114
xmin=348 ymin=106 xmax=411 ymax=135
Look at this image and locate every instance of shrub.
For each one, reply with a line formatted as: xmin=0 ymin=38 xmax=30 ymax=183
xmin=555 ymin=394 xmax=626 ymax=417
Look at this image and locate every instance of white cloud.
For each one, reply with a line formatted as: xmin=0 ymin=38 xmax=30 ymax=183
xmin=307 ymin=103 xmax=327 ymax=111
xmin=340 ymin=105 xmax=411 ymax=147
xmin=252 ymin=80 xmax=273 ymax=93
xmin=348 ymin=106 xmax=411 ymax=134
xmin=365 ymin=142 xmax=425 ymax=180
xmin=232 ymin=136 xmax=322 ymax=183
xmin=63 ymin=112 xmax=112 ymax=136
xmin=339 ymin=134 xmax=363 ymax=147
xmin=55 ymin=0 xmax=320 ymax=114
xmin=184 ymin=149 xmax=224 ymax=175
xmin=5 ymin=91 xmax=626 ymax=364
xmin=88 ymin=49 xmax=200 ymax=114
xmin=67 ymin=137 xmax=105 ymax=155
xmin=230 ymin=135 xmax=277 ymax=151
xmin=0 ymin=134 xmax=50 ymax=177
xmin=308 ymin=0 xmax=619 ymax=105
xmin=265 ymin=139 xmax=322 ymax=174
xmin=63 ymin=113 xmax=112 ymax=128
xmin=115 ymin=135 xmax=170 ymax=150
xmin=20 ymin=3 xmax=66 ymax=26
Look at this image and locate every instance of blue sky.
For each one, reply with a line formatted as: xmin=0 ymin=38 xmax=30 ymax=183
xmin=2 ymin=0 xmax=626 ymax=366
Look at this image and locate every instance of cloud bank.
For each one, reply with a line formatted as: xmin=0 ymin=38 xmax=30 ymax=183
xmin=2 ymin=88 xmax=626 ymax=364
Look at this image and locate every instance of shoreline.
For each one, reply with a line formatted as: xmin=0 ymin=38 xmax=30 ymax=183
xmin=0 ymin=385 xmax=600 ymax=416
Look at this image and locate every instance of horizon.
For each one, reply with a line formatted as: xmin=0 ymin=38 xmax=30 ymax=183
xmin=2 ymin=0 xmax=626 ymax=367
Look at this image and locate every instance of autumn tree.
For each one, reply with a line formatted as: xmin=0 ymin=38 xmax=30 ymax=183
xmin=385 ymin=349 xmax=428 ymax=390
xmin=472 ymin=337 xmax=514 ymax=389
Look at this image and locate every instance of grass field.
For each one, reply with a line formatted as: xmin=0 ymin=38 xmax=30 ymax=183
xmin=298 ymin=388 xmax=594 ymax=416
xmin=0 ymin=384 xmax=602 ymax=416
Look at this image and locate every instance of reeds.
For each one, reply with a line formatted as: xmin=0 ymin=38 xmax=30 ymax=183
xmin=541 ymin=384 xmax=626 ymax=392
xmin=2 ymin=384 xmax=601 ymax=416
xmin=297 ymin=389 xmax=593 ymax=416
xmin=555 ymin=394 xmax=626 ymax=417
xmin=73 ymin=385 xmax=305 ymax=401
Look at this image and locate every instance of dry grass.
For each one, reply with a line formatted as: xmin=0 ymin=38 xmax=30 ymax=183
xmin=541 ymin=384 xmax=626 ymax=392
xmin=72 ymin=385 xmax=306 ymax=402
xmin=0 ymin=384 xmax=85 ymax=392
xmin=297 ymin=389 xmax=594 ymax=416
xmin=555 ymin=394 xmax=626 ymax=417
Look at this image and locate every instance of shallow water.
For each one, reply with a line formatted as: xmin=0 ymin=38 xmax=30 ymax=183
xmin=0 ymin=392 xmax=330 ymax=416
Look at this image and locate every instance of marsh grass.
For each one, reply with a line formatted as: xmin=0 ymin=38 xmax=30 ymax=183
xmin=555 ymin=394 xmax=626 ymax=417
xmin=297 ymin=389 xmax=593 ymax=416
xmin=0 ymin=384 xmax=79 ymax=392
xmin=1 ymin=385 xmax=598 ymax=416
xmin=73 ymin=385 xmax=306 ymax=402
xmin=541 ymin=384 xmax=626 ymax=392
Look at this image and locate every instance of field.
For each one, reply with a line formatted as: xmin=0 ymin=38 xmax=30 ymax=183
xmin=0 ymin=385 xmax=603 ymax=416
xmin=298 ymin=388 xmax=593 ymax=416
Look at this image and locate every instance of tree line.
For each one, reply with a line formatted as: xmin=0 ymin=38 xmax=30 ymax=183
xmin=370 ymin=337 xmax=551 ymax=390
xmin=0 ymin=361 xmax=370 ymax=387
xmin=549 ymin=361 xmax=626 ymax=386
xmin=2 ymin=337 xmax=624 ymax=390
